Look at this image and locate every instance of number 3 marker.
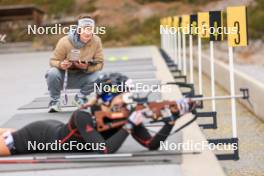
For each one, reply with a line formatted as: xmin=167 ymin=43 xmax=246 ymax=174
xmin=227 ymin=6 xmax=248 ymax=47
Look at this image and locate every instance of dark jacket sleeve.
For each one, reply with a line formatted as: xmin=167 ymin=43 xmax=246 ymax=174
xmin=132 ymin=123 xmax=173 ymax=150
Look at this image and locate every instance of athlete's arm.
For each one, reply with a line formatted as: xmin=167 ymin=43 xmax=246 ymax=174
xmin=80 ymin=93 xmax=98 ymax=109
xmin=131 ymin=123 xmax=174 ymax=150
xmin=131 ymin=98 xmax=195 ymax=150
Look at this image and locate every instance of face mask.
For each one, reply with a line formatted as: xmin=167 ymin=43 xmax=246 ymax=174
xmin=101 ymin=93 xmax=115 ymax=103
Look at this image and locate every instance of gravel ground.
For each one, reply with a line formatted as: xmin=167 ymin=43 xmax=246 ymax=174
xmin=190 ymin=69 xmax=264 ymax=176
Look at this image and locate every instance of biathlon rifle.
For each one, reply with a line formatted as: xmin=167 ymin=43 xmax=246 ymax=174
xmin=95 ymin=99 xmax=180 ymax=132
xmin=94 ymin=83 xmax=250 ymax=134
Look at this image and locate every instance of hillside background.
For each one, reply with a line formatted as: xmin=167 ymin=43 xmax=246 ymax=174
xmin=0 ymin=0 xmax=263 ymax=48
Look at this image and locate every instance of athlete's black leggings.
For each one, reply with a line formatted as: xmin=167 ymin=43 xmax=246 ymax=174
xmin=12 ymin=120 xmax=63 ymax=154
xmin=11 ymin=110 xmax=173 ymax=154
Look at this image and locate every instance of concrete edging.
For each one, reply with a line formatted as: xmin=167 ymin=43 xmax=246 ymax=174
xmin=151 ymin=46 xmax=226 ymax=176
xmin=194 ymin=53 xmax=264 ymax=121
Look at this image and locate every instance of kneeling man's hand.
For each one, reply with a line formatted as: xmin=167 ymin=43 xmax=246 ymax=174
xmin=73 ymin=61 xmax=89 ymax=70
xmin=60 ymin=60 xmax=72 ymax=70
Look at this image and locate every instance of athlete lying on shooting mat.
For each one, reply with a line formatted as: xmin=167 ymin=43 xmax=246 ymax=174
xmin=0 ymin=73 xmax=195 ymax=156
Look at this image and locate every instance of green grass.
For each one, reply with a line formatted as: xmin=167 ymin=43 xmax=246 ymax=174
xmin=1 ymin=0 xmax=264 ymax=44
xmin=0 ymin=0 xmax=75 ymax=15
xmin=82 ymin=0 xmax=97 ymax=13
xmin=135 ymin=0 xmax=175 ymax=4
xmin=247 ymin=0 xmax=264 ymax=40
xmin=100 ymin=16 xmax=161 ymax=46
xmin=134 ymin=0 xmax=212 ymax=4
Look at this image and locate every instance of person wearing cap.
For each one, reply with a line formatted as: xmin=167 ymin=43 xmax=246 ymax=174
xmin=46 ymin=15 xmax=104 ymax=112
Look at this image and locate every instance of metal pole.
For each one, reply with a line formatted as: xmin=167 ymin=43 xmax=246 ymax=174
xmin=189 ymin=35 xmax=193 ymax=83
xmin=198 ymin=37 xmax=202 ymax=94
xmin=178 ymin=30 xmax=182 ymax=71
xmin=210 ymin=41 xmax=216 ymax=111
xmin=182 ymin=33 xmax=187 ymax=75
xmin=228 ymin=46 xmax=237 ymax=138
xmin=164 ymin=27 xmax=168 ymax=53
xmin=168 ymin=28 xmax=172 ymax=58
xmin=170 ymin=28 xmax=174 ymax=60
xmin=165 ymin=28 xmax=169 ymax=53
xmin=173 ymin=30 xmax=178 ymax=65
xmin=170 ymin=30 xmax=173 ymax=58
xmin=161 ymin=27 xmax=164 ymax=49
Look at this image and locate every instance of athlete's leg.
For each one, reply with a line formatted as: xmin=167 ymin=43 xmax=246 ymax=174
xmin=9 ymin=120 xmax=64 ymax=154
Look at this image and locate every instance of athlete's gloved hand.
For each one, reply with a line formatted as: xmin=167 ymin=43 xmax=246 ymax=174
xmin=80 ymin=103 xmax=91 ymax=109
xmin=160 ymin=107 xmax=178 ymax=125
xmin=123 ymin=110 xmax=145 ymax=133
xmin=176 ymin=98 xmax=196 ymax=115
xmin=128 ymin=110 xmax=144 ymax=126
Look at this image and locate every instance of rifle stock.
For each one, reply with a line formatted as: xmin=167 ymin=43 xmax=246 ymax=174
xmin=95 ymin=101 xmax=179 ymax=132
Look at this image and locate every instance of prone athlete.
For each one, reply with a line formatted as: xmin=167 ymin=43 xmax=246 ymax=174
xmin=0 ymin=73 xmax=195 ymax=156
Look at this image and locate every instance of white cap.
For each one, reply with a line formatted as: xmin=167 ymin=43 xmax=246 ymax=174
xmin=78 ymin=18 xmax=95 ymax=27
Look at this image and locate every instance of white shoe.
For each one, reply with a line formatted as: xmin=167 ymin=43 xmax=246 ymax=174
xmin=48 ymin=100 xmax=61 ymax=113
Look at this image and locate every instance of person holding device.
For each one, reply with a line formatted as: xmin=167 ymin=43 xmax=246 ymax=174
xmin=46 ymin=15 xmax=104 ymax=113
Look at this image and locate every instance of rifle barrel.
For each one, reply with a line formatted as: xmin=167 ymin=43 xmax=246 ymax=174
xmin=191 ymin=94 xmax=244 ymax=101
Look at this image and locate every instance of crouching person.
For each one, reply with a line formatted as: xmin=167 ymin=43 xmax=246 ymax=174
xmin=46 ymin=15 xmax=104 ymax=112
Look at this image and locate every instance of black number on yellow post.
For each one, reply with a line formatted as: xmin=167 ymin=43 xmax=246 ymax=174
xmin=209 ymin=11 xmax=223 ymax=41
xmin=192 ymin=21 xmax=197 ymax=34
xmin=202 ymin=21 xmax=207 ymax=37
xmin=198 ymin=12 xmax=209 ymax=38
xmin=227 ymin=6 xmax=248 ymax=47
xmin=190 ymin=14 xmax=198 ymax=35
xmin=173 ymin=16 xmax=179 ymax=28
xmin=214 ymin=21 xmax=218 ymax=41
xmin=234 ymin=21 xmax=240 ymax=45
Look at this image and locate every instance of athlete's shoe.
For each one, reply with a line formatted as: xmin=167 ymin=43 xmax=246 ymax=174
xmin=72 ymin=94 xmax=88 ymax=108
xmin=48 ymin=100 xmax=61 ymax=113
